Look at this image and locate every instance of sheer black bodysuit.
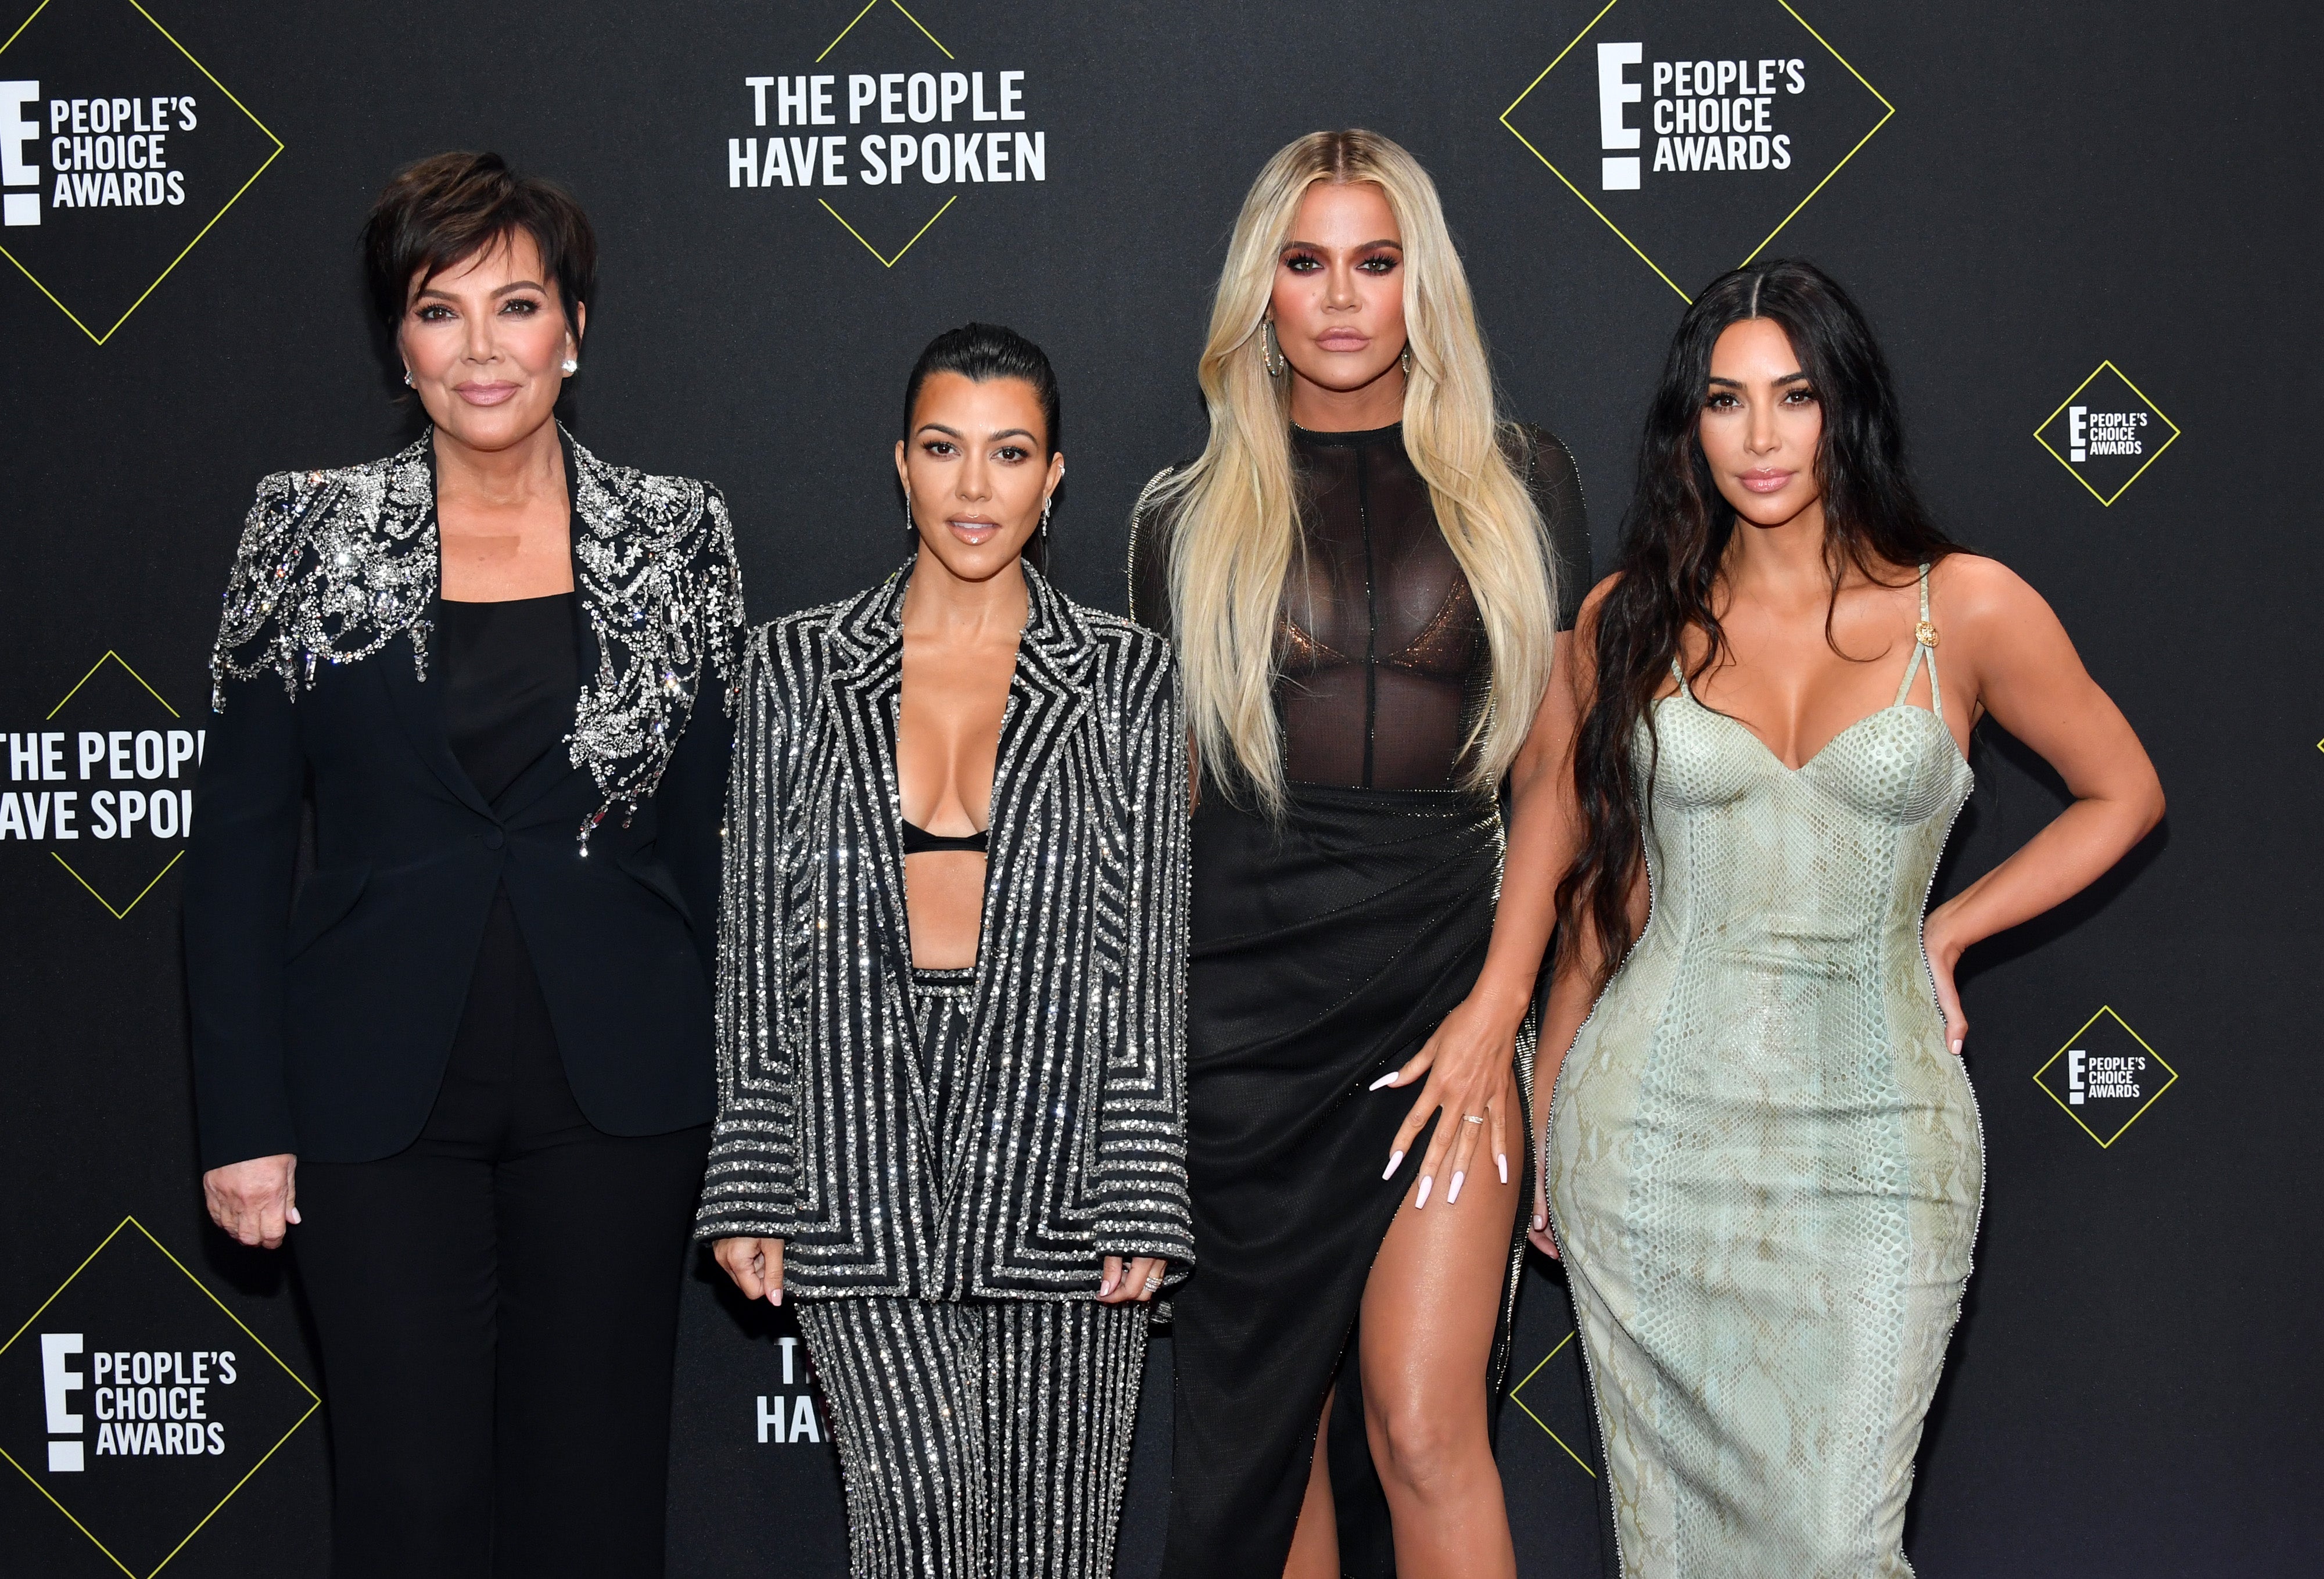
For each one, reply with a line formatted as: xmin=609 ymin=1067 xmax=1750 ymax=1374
xmin=1131 ymin=421 xmax=1587 ymax=784
xmin=1134 ymin=421 xmax=1592 ymax=1579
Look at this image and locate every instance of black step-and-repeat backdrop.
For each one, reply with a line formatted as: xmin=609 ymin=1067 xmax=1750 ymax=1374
xmin=2 ymin=2 xmax=2315 ymax=1574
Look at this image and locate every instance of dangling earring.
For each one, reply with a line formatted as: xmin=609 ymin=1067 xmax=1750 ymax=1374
xmin=1262 ymin=320 xmax=1286 ymax=379
xmin=1041 ymin=496 xmax=1053 ymax=540
xmin=560 ymin=357 xmax=578 ymax=375
xmin=904 ymin=498 xmax=916 ymax=536
xmin=1400 ymin=346 xmax=1412 ymax=378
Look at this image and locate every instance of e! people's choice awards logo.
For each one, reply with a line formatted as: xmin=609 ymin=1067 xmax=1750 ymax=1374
xmin=0 ymin=0 xmax=279 ymax=343
xmin=720 ymin=0 xmax=1048 ymax=268
xmin=0 ymin=1218 xmax=317 ymax=1577
xmin=3 ymin=651 xmax=202 ymax=918
xmin=1501 ymin=0 xmax=1891 ymax=299
xmin=2034 ymin=361 xmax=2180 ymax=507
xmin=2033 ymin=1006 xmax=2179 ymax=1149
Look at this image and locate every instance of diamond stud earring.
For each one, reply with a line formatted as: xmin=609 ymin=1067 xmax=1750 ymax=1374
xmin=560 ymin=357 xmax=578 ymax=375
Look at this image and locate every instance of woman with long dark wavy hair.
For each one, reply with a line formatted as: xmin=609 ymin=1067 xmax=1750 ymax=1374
xmin=1532 ymin=259 xmax=2162 ymax=1576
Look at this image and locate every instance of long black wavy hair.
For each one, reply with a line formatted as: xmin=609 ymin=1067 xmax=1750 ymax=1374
xmin=1555 ymin=259 xmax=1963 ymax=983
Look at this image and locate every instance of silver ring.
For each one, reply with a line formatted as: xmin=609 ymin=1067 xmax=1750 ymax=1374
xmin=1462 ymin=1114 xmax=1485 ymax=1125
xmin=1142 ymin=1275 xmax=1163 ymax=1293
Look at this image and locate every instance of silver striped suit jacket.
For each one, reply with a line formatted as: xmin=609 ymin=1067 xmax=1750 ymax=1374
xmin=695 ymin=562 xmax=1192 ymax=1299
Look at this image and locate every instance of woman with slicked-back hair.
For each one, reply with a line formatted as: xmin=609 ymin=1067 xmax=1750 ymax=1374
xmin=1536 ymin=259 xmax=2162 ymax=1575
xmin=187 ymin=152 xmax=745 ymax=1576
xmin=702 ymin=324 xmax=1190 ymax=1579
xmin=1131 ymin=129 xmax=1589 ymax=1578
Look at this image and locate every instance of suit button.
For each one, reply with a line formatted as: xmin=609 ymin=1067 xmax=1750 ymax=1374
xmin=483 ymin=828 xmax=505 ymax=850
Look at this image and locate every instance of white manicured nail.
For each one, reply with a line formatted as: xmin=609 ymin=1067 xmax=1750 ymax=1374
xmin=1533 ymin=1212 xmax=1547 ymax=1231
xmin=1950 ymin=1039 xmax=1963 ymax=1057
xmin=1416 ymin=1175 xmax=1433 ymax=1209
xmin=1369 ymin=1071 xmax=1398 ymax=1090
xmin=1448 ymin=1171 xmax=1465 ymax=1204
xmin=1383 ymin=1150 xmax=1404 ymax=1179
xmin=1497 ymin=1154 xmax=1509 ymax=1186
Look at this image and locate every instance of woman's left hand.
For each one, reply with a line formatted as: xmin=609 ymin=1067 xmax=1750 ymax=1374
xmin=1923 ymin=903 xmax=1970 ymax=1055
xmin=1099 ymin=1255 xmax=1168 ymax=1304
xmin=1377 ymin=992 xmax=1525 ymax=1210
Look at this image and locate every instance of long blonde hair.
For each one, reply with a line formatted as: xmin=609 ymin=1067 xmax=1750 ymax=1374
xmin=1157 ymin=129 xmax=1558 ymax=812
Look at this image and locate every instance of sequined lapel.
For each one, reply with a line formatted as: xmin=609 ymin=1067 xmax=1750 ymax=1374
xmin=822 ymin=574 xmax=916 ymax=998
xmin=823 ymin=564 xmax=1100 ymax=1114
xmin=211 ymin=424 xmax=744 ymax=850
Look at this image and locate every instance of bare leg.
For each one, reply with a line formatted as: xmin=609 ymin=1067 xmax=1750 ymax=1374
xmin=1358 ymin=1094 xmax=1522 ymax=1579
xmin=1281 ymin=1389 xmax=1339 ymax=1579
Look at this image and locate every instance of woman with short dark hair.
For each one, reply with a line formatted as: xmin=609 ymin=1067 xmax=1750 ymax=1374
xmin=701 ymin=323 xmax=1190 ymax=1579
xmin=186 ymin=150 xmax=745 ymax=1577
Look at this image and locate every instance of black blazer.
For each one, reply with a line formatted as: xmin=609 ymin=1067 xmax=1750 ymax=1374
xmin=185 ymin=429 xmax=747 ymax=1170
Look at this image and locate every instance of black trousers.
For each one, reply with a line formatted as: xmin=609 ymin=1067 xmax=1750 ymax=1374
xmin=295 ymin=894 xmax=709 ymax=1579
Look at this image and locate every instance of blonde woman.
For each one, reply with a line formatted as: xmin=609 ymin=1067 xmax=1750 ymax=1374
xmin=1129 ymin=130 xmax=1587 ymax=1579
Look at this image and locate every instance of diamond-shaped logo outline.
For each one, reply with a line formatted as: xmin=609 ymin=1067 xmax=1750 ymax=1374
xmin=1505 ymin=1330 xmax=1596 ymax=1478
xmin=0 ymin=0 xmax=285 ymax=346
xmin=1498 ymin=0 xmax=1895 ymax=303
xmin=0 ymin=1216 xmax=321 ymax=1578
xmin=38 ymin=650 xmax=188 ymax=919
xmin=2031 ymin=1004 xmax=2179 ymax=1149
xmin=2031 ymin=360 xmax=2182 ymax=508
xmin=811 ymin=0 xmax=959 ymax=270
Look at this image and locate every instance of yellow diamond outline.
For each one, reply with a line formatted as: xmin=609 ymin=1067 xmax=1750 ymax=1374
xmin=1505 ymin=1330 xmax=1596 ymax=1478
xmin=2032 ymin=360 xmax=2183 ymax=507
xmin=1500 ymin=0 xmax=1895 ymax=303
xmin=49 ymin=649 xmax=181 ymax=721
xmin=0 ymin=1216 xmax=321 ymax=1578
xmin=37 ymin=650 xmax=188 ymax=919
xmin=797 ymin=0 xmax=962 ymax=268
xmin=0 ymin=0 xmax=285 ymax=347
xmin=2031 ymin=1004 xmax=2179 ymax=1149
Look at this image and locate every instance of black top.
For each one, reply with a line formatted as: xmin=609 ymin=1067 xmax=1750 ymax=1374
xmin=437 ymin=593 xmax=579 ymax=803
xmin=901 ymin=819 xmax=990 ymax=854
xmin=1133 ymin=422 xmax=1589 ymax=790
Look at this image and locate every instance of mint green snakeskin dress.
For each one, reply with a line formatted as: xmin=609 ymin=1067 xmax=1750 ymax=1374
xmin=1547 ymin=566 xmax=1982 ymax=1578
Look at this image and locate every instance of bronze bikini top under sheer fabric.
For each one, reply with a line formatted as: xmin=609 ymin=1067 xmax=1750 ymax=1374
xmin=1130 ymin=422 xmax=1588 ymax=790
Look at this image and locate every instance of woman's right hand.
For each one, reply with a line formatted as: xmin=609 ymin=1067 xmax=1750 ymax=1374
xmin=203 ymin=1155 xmax=299 ymax=1248
xmin=715 ymin=1236 xmax=786 ymax=1307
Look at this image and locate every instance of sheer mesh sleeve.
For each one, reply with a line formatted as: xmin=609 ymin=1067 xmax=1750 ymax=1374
xmin=1512 ymin=424 xmax=1591 ymax=631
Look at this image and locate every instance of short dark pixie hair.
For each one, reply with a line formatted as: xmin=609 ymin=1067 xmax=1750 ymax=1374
xmin=902 ymin=322 xmax=1063 ymax=456
xmin=360 ymin=152 xmax=596 ymax=343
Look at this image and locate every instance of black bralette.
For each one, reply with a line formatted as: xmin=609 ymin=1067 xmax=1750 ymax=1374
xmin=902 ymin=819 xmax=988 ymax=855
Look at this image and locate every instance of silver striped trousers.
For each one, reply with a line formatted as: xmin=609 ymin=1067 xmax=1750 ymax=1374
xmin=795 ymin=972 xmax=1150 ymax=1578
xmin=799 ymin=1296 xmax=1148 ymax=1579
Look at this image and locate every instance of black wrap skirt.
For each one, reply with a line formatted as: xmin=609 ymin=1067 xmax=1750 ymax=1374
xmin=1159 ymin=783 xmax=1530 ymax=1579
